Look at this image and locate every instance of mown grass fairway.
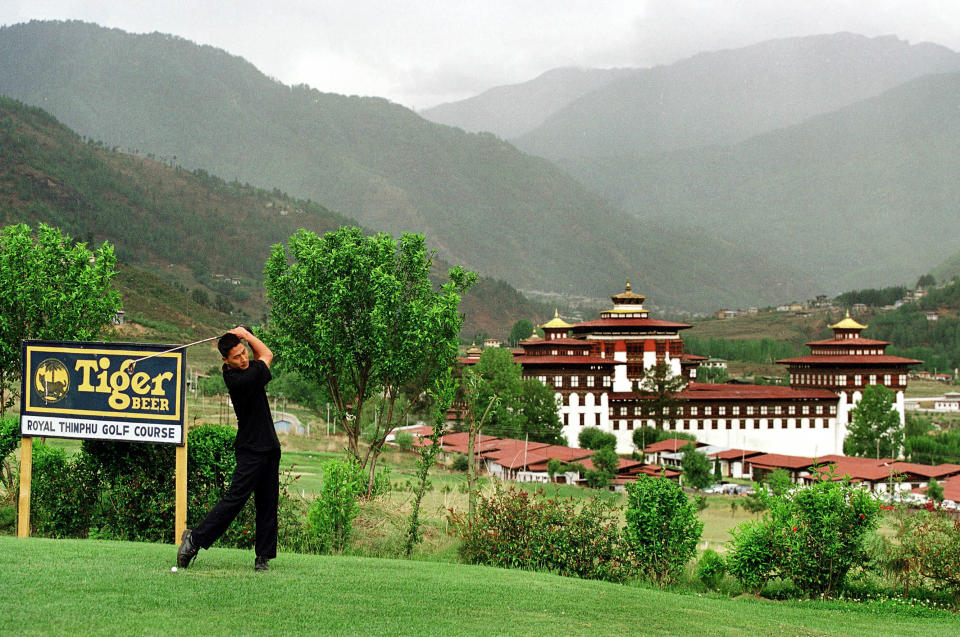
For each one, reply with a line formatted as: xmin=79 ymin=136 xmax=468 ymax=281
xmin=1 ymin=537 xmax=955 ymax=636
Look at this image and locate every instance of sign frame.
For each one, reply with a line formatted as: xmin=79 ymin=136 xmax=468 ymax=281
xmin=20 ymin=340 xmax=187 ymax=445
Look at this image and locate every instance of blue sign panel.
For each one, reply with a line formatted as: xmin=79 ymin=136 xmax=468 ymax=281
xmin=20 ymin=341 xmax=186 ymax=444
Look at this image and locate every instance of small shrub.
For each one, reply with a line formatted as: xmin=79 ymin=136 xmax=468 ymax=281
xmin=0 ymin=504 xmax=14 ymax=530
xmin=727 ymin=518 xmax=779 ymax=594
xmin=451 ymin=485 xmax=635 ymax=583
xmin=774 ymin=476 xmax=880 ymax=596
xmin=623 ymin=475 xmax=702 ymax=586
xmin=394 ymin=432 xmax=414 ymax=452
xmin=82 ymin=440 xmax=175 ymax=541
xmin=28 ymin=443 xmax=99 ymax=538
xmin=895 ymin=510 xmax=960 ymax=599
xmin=451 ymin=454 xmax=470 ymax=472
xmin=696 ymin=549 xmax=727 ymax=589
xmin=578 ymin=427 xmax=617 ymax=450
xmin=307 ymin=457 xmax=366 ymax=552
xmin=0 ymin=416 xmax=18 ymax=463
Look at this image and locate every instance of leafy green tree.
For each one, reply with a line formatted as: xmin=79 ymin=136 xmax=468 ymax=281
xmin=516 ymin=378 xmax=563 ymax=444
xmin=461 ymin=349 xmax=561 ymax=442
xmin=508 ymin=319 xmax=534 ymax=346
xmin=845 ymin=384 xmax=903 ymax=459
xmin=405 ymin=372 xmax=456 ymax=555
xmin=637 ymin=361 xmax=687 ymax=432
xmin=306 ymin=457 xmax=366 ymax=553
xmin=713 ymin=456 xmax=722 ymax=482
xmin=768 ymin=468 xmax=793 ymax=496
xmin=624 ymin=475 xmax=703 ymax=586
xmin=696 ymin=365 xmax=729 ymax=383
xmin=926 ymin=477 xmax=945 ymax=503
xmin=190 ymin=288 xmax=209 ymax=306
xmin=586 ymin=446 xmax=620 ymax=488
xmin=0 ymin=223 xmax=121 ymax=414
xmin=264 ymin=227 xmax=475 ymax=495
xmin=546 ymin=457 xmax=562 ymax=482
xmin=632 ymin=425 xmax=664 ymax=452
xmin=681 ymin=443 xmax=713 ymax=490
xmin=579 ymin=427 xmax=617 ymax=450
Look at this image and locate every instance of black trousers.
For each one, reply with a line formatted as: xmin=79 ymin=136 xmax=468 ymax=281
xmin=192 ymin=448 xmax=281 ymax=559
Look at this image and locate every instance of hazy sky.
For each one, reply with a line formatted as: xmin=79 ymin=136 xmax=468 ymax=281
xmin=3 ymin=1 xmax=960 ymax=110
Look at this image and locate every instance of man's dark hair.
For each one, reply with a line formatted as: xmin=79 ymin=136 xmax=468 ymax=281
xmin=218 ymin=332 xmax=241 ymax=357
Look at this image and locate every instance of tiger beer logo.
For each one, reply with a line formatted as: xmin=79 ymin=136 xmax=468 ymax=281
xmin=34 ymin=358 xmax=69 ymax=403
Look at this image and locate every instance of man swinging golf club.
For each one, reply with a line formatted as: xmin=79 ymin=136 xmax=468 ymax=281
xmin=177 ymin=326 xmax=280 ymax=572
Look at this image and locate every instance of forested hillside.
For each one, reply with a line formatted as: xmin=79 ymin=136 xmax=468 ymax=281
xmin=0 ymin=20 xmax=815 ymax=311
xmin=563 ymin=71 xmax=960 ymax=293
xmin=0 ymin=96 xmax=546 ymax=338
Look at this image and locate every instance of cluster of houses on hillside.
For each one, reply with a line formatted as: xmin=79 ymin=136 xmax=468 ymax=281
xmin=394 ymin=426 xmax=960 ymax=506
xmin=715 ymin=285 xmax=942 ymax=321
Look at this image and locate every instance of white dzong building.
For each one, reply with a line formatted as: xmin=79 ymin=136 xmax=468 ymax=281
xmin=466 ymin=284 xmax=921 ymax=457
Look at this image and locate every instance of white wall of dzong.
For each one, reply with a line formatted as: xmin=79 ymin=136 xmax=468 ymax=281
xmin=557 ymin=355 xmax=867 ymax=457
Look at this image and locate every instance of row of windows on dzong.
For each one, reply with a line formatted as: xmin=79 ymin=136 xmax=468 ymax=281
xmin=531 ymin=374 xmax=612 ymax=388
xmin=811 ymin=347 xmax=885 ymax=355
xmin=598 ymin=418 xmax=834 ymax=431
xmin=790 ymin=373 xmax=906 ymax=386
xmin=605 ymin=404 xmax=837 ymax=417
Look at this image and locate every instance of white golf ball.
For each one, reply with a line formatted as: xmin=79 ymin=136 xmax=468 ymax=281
xmin=171 ymin=566 xmax=178 ymax=572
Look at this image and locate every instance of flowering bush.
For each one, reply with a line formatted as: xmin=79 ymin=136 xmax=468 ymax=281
xmin=450 ymin=485 xmax=635 ymax=582
xmin=895 ymin=511 xmax=960 ymax=599
xmin=727 ymin=474 xmax=881 ymax=597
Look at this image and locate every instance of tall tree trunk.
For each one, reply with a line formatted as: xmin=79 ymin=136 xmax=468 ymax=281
xmin=467 ymin=425 xmax=477 ymax=524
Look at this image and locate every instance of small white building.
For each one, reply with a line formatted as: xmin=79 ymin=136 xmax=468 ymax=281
xmin=934 ymin=392 xmax=960 ymax=412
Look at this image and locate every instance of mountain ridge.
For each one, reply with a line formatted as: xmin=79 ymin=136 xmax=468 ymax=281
xmin=0 ymin=20 xmax=813 ymax=311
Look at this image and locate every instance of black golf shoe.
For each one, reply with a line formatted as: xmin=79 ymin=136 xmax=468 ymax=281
xmin=177 ymin=529 xmax=199 ymax=568
xmin=255 ymin=556 xmax=270 ymax=572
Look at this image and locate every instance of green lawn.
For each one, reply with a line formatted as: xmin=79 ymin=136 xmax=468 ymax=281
xmin=1 ymin=536 xmax=954 ymax=636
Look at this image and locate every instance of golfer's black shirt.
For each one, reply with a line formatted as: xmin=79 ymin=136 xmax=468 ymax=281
xmin=222 ymin=359 xmax=281 ymax=452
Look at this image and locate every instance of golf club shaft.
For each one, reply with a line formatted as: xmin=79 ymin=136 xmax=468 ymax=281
xmin=125 ymin=335 xmax=220 ymax=371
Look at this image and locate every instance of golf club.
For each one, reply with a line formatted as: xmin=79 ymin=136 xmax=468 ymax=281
xmin=124 ymin=335 xmax=220 ymax=373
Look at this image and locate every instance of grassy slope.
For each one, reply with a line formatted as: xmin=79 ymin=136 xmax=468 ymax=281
xmin=1 ymin=536 xmax=954 ymax=636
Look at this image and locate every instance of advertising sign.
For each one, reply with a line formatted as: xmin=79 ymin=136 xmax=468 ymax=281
xmin=20 ymin=341 xmax=186 ymax=444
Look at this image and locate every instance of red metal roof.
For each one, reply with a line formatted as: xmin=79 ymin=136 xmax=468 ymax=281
xmin=681 ymin=383 xmax=837 ymax=400
xmin=578 ymin=457 xmax=645 ymax=472
xmin=936 ymin=475 xmax=960 ymax=501
xmin=711 ymin=449 xmax=764 ymax=461
xmin=813 ymin=459 xmax=895 ymax=482
xmin=644 ymin=437 xmax=704 ymax=453
xmin=747 ymin=453 xmax=816 ymax=470
xmin=888 ymin=462 xmax=960 ymax=479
